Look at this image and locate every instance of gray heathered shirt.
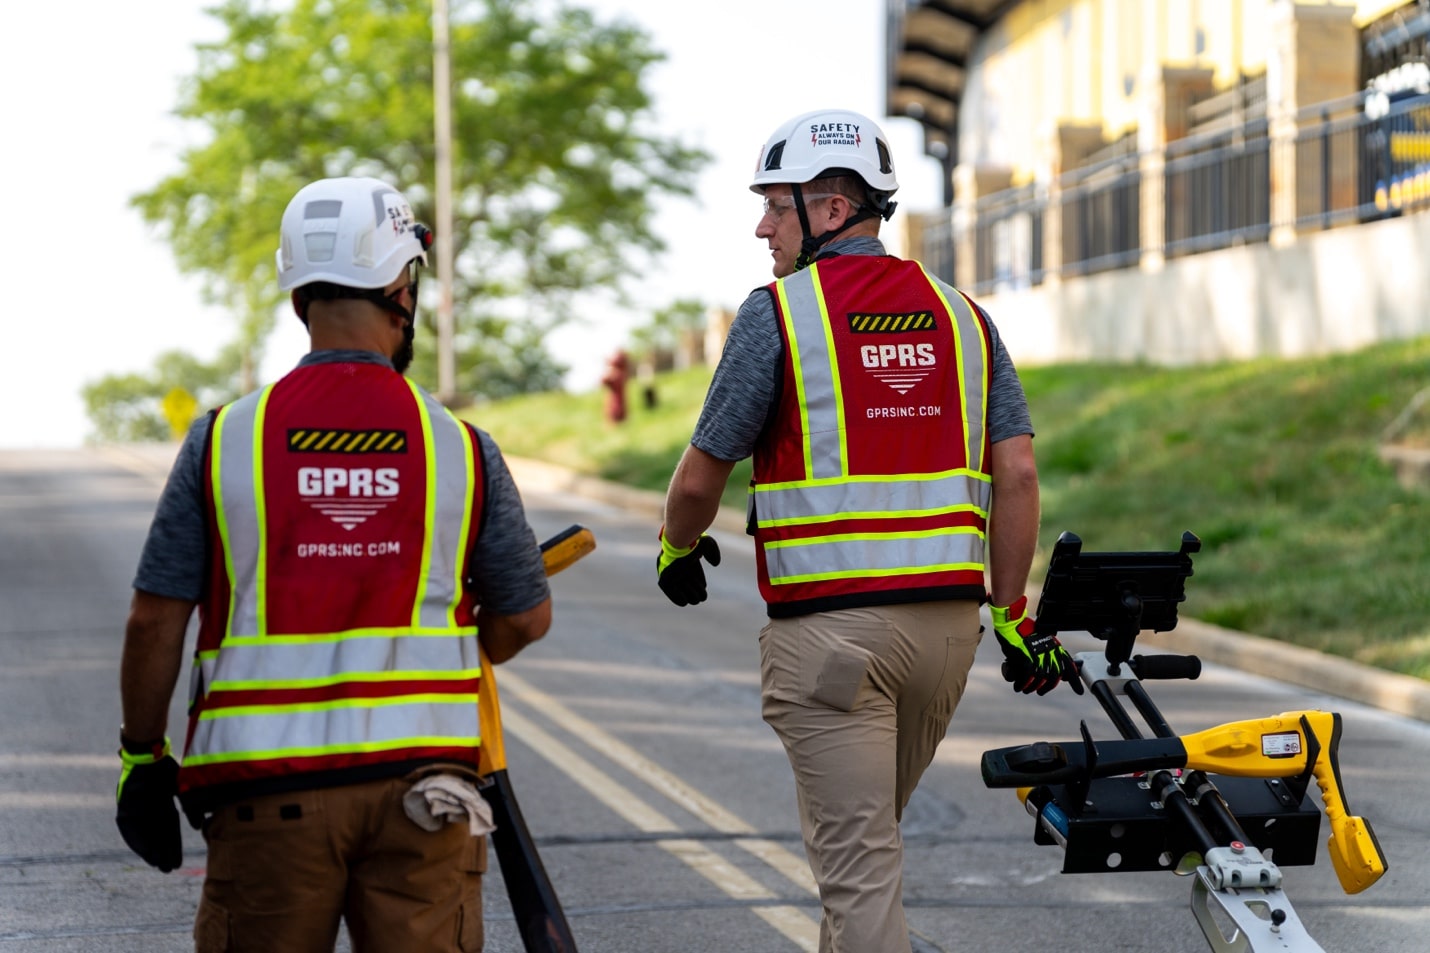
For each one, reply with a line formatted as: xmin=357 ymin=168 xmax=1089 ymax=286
xmin=691 ymin=236 xmax=1034 ymax=462
xmin=132 ymin=349 xmax=550 ymax=616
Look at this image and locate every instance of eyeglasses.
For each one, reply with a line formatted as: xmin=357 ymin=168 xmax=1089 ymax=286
xmin=392 ymin=258 xmax=421 ymax=305
xmin=761 ymin=192 xmax=851 ymax=219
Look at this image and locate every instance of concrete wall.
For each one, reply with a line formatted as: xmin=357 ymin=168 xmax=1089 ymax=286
xmin=981 ymin=210 xmax=1430 ymax=366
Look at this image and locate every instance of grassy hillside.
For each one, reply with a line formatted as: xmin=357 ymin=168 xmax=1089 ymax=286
xmin=462 ymin=337 xmax=1430 ymax=679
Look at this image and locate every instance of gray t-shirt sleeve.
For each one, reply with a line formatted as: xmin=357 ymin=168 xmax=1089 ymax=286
xmin=131 ymin=415 xmax=551 ymax=615
xmin=690 ymin=287 xmax=781 ymax=462
xmin=132 ymin=414 xmax=211 ymax=601
xmin=466 ymin=429 xmax=551 ymax=615
xmin=982 ymin=307 xmax=1035 ymax=444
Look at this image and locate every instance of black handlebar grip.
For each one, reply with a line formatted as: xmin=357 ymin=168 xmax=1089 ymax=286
xmin=1130 ymin=654 xmax=1201 ymax=680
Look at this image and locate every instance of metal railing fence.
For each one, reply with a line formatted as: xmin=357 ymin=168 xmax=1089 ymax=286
xmin=918 ymin=88 xmax=1430 ymax=297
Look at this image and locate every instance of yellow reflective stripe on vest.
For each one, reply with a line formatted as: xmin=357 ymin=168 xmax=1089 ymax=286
xmin=764 ymin=526 xmax=986 ymax=585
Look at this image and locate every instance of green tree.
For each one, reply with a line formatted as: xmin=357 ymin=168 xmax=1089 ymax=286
xmin=128 ymin=0 xmax=708 ymax=402
xmin=82 ymin=348 xmax=244 ymax=443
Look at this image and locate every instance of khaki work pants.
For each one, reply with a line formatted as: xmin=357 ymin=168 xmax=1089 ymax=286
xmin=193 ymin=775 xmax=486 ymax=953
xmin=760 ymin=600 xmax=982 ymax=953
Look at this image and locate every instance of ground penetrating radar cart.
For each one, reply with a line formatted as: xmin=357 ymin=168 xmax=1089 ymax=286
xmin=981 ymin=532 xmax=1388 ymax=952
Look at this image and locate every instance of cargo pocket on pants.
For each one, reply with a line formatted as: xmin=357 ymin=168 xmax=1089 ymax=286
xmin=458 ymin=835 xmax=488 ymax=952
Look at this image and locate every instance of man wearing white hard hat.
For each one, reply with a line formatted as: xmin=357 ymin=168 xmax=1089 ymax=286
xmin=117 ymin=176 xmax=552 ymax=951
xmin=657 ymin=110 xmax=1078 ymax=953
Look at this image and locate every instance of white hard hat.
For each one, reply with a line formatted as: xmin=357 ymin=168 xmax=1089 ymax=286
xmin=276 ymin=176 xmax=430 ymax=292
xmin=749 ymin=108 xmax=899 ymax=200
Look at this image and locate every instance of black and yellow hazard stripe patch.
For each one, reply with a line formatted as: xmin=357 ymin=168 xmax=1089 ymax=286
xmin=847 ymin=311 xmax=937 ymax=333
xmin=287 ymin=429 xmax=408 ymax=453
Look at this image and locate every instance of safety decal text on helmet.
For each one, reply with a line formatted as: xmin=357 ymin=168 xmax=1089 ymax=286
xmin=808 ymin=122 xmax=861 ymax=149
xmin=384 ymin=193 xmax=416 ymax=238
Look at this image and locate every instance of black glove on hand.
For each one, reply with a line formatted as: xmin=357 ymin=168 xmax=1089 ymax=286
xmin=990 ymin=596 xmax=1083 ymax=697
xmin=116 ymin=738 xmax=183 ymax=872
xmin=656 ymin=529 xmax=721 ymax=606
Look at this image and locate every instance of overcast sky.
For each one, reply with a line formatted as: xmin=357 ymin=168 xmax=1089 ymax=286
xmin=0 ymin=1 xmax=940 ymax=448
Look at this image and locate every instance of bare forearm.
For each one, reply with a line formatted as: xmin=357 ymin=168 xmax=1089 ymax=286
xmin=478 ymin=597 xmax=553 ymax=665
xmin=663 ymin=445 xmax=736 ymax=546
xmin=119 ymin=592 xmax=195 ymax=741
xmin=987 ymin=435 xmax=1040 ymax=608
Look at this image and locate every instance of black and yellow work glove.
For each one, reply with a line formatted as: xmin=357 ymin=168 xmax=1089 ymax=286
xmin=656 ymin=527 xmax=721 ymax=606
xmin=115 ymin=736 xmax=183 ymax=872
xmin=990 ymin=596 xmax=1083 ymax=696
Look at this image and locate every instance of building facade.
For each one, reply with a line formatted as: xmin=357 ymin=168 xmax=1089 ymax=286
xmin=886 ymin=0 xmax=1430 ymax=365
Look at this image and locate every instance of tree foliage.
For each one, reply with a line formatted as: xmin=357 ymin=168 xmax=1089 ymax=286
xmin=82 ymin=348 xmax=244 ymax=443
xmin=127 ymin=0 xmax=708 ymax=402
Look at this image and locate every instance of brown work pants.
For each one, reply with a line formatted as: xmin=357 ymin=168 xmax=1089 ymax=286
xmin=193 ymin=775 xmax=486 ymax=953
xmin=760 ymin=600 xmax=982 ymax=953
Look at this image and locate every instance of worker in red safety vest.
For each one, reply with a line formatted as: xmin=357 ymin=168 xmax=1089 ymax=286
xmin=656 ymin=109 xmax=1082 ymax=953
xmin=116 ymin=176 xmax=553 ymax=952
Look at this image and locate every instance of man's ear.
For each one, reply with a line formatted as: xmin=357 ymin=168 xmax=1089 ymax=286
xmin=291 ymin=291 xmax=309 ymax=326
xmin=826 ymin=195 xmax=856 ymax=229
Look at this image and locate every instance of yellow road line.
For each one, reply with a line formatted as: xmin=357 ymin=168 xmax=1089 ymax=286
xmin=501 ymin=707 xmax=817 ymax=951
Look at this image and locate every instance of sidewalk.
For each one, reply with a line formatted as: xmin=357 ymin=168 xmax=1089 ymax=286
xmin=505 ymin=455 xmax=1430 ymax=724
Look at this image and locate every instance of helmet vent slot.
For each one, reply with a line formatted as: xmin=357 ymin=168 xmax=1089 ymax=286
xmin=763 ymin=141 xmax=786 ymax=171
xmin=303 ymin=233 xmax=337 ymax=263
xmin=304 ymin=200 xmax=342 ymax=220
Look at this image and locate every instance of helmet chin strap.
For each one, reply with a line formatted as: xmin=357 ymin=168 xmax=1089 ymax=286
xmin=791 ymin=182 xmax=889 ymax=272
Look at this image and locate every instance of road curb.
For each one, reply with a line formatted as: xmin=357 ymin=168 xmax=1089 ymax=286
xmin=506 ymin=455 xmax=748 ymax=536
xmin=507 ymin=455 xmax=1430 ymax=724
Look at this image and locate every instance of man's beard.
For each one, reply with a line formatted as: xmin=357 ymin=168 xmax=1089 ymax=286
xmin=392 ymin=321 xmax=415 ymax=374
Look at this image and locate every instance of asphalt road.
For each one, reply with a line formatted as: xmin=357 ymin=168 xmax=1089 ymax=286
xmin=1 ymin=446 xmax=1426 ymax=952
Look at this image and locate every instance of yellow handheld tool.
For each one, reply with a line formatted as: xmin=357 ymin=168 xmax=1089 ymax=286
xmin=1182 ymin=710 xmax=1386 ymax=894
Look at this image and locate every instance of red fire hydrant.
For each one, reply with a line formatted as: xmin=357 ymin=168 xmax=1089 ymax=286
xmin=601 ymin=349 xmax=630 ymax=424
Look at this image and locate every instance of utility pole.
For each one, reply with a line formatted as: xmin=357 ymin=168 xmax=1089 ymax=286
xmin=432 ymin=0 xmax=457 ymax=404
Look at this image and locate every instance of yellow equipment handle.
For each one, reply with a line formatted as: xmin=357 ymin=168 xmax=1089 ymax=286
xmin=1181 ymin=709 xmax=1387 ymax=893
xmin=478 ymin=525 xmax=597 ymax=777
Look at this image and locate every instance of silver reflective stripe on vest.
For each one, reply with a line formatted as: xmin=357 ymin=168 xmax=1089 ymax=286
xmin=753 ymin=470 xmax=991 ymax=527
xmin=187 ymin=699 xmax=479 ymax=766
xmin=213 ymin=391 xmax=268 ymax=638
xmin=409 ymin=381 xmax=476 ymax=630
xmin=200 ymin=631 xmax=480 ymax=695
xmin=764 ymin=526 xmax=986 ymax=585
xmin=932 ymin=274 xmax=992 ymax=472
xmin=775 ymin=268 xmax=846 ymax=479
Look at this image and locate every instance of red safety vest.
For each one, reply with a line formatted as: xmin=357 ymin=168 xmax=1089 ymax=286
xmin=751 ymin=256 xmax=994 ymax=617
xmin=179 ymin=361 xmax=486 ymax=801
